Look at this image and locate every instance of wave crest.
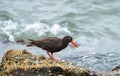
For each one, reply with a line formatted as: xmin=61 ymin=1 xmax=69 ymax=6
xmin=0 ymin=20 xmax=71 ymax=42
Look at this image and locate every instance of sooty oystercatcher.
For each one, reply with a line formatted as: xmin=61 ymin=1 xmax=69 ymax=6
xmin=27 ymin=36 xmax=78 ymax=61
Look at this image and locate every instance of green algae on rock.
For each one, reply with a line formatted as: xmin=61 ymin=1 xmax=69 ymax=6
xmin=0 ymin=49 xmax=97 ymax=76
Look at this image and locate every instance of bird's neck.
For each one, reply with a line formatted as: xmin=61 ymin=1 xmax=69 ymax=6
xmin=62 ymin=40 xmax=69 ymax=48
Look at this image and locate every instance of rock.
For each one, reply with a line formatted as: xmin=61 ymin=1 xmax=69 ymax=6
xmin=112 ymin=65 xmax=120 ymax=71
xmin=96 ymin=65 xmax=120 ymax=76
xmin=98 ymin=71 xmax=120 ymax=76
xmin=0 ymin=49 xmax=97 ymax=76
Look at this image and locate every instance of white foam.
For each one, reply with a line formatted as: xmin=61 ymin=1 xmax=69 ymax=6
xmin=0 ymin=20 xmax=71 ymax=42
xmin=24 ymin=23 xmax=49 ymax=36
xmin=50 ymin=24 xmax=71 ymax=35
xmin=1 ymin=20 xmax=17 ymax=42
xmin=24 ymin=23 xmax=71 ymax=36
xmin=8 ymin=35 xmax=15 ymax=42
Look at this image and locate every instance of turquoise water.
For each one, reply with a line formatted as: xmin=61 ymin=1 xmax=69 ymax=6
xmin=0 ymin=0 xmax=120 ymax=72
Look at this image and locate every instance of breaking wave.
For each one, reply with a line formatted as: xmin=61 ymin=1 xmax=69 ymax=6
xmin=0 ymin=20 xmax=71 ymax=42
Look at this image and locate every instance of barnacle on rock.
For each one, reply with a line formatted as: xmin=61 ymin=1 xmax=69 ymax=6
xmin=0 ymin=49 xmax=97 ymax=76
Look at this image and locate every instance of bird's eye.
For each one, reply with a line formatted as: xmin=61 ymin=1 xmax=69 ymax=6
xmin=68 ymin=38 xmax=71 ymax=41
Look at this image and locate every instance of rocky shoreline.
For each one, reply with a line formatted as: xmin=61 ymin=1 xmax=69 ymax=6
xmin=1 ymin=49 xmax=120 ymax=76
xmin=0 ymin=49 xmax=97 ymax=76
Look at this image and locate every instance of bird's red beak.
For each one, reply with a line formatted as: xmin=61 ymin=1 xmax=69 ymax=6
xmin=70 ymin=40 xmax=78 ymax=48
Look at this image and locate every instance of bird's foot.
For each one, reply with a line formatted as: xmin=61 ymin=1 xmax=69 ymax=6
xmin=50 ymin=57 xmax=59 ymax=62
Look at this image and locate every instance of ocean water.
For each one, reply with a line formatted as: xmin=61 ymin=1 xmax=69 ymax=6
xmin=0 ymin=0 xmax=120 ymax=72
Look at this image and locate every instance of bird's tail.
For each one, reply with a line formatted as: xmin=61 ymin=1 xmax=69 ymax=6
xmin=26 ymin=39 xmax=36 ymax=46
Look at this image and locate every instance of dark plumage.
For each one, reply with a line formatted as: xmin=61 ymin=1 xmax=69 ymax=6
xmin=27 ymin=36 xmax=78 ymax=61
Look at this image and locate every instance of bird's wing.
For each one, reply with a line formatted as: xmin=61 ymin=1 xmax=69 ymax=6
xmin=33 ymin=37 xmax=62 ymax=50
xmin=43 ymin=37 xmax=62 ymax=44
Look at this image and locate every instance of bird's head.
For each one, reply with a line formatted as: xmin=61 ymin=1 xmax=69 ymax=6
xmin=63 ymin=36 xmax=78 ymax=48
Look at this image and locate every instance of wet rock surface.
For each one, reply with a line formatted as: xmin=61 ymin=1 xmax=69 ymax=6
xmin=0 ymin=49 xmax=97 ymax=76
xmin=95 ymin=64 xmax=120 ymax=76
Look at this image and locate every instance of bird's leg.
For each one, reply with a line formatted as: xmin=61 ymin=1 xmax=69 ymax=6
xmin=46 ymin=51 xmax=58 ymax=61
xmin=50 ymin=53 xmax=58 ymax=61
xmin=46 ymin=51 xmax=52 ymax=59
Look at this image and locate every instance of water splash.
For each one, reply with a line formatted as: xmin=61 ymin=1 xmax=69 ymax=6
xmin=0 ymin=20 xmax=71 ymax=42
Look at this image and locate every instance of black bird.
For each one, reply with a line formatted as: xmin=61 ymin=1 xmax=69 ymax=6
xmin=27 ymin=36 xmax=78 ymax=61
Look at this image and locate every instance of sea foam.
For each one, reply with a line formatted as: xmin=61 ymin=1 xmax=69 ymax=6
xmin=0 ymin=20 xmax=71 ymax=42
